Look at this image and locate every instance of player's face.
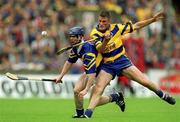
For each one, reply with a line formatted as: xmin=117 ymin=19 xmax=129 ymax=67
xmin=69 ymin=35 xmax=81 ymax=45
xmin=98 ymin=16 xmax=110 ymax=31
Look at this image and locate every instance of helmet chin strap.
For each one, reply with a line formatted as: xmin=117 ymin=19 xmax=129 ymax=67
xmin=72 ymin=35 xmax=82 ymax=45
xmin=78 ymin=35 xmax=84 ymax=42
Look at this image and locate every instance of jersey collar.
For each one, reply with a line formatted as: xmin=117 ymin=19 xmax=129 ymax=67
xmin=96 ymin=24 xmax=110 ymax=33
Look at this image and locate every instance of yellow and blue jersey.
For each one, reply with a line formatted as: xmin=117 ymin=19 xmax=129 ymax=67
xmin=90 ymin=21 xmax=134 ymax=63
xmin=68 ymin=40 xmax=102 ymax=74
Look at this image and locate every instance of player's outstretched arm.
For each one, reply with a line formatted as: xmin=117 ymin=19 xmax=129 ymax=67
xmin=55 ymin=61 xmax=73 ymax=83
xmin=133 ymin=11 xmax=164 ymax=30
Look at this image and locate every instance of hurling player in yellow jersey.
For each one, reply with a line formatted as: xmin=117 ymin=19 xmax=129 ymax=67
xmin=83 ymin=10 xmax=176 ymax=118
xmin=55 ymin=26 xmax=125 ymax=118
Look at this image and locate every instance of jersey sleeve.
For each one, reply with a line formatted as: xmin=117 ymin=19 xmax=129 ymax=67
xmin=117 ymin=21 xmax=134 ymax=35
xmin=82 ymin=53 xmax=96 ymax=74
xmin=90 ymin=31 xmax=103 ymax=51
xmin=67 ymin=50 xmax=78 ymax=63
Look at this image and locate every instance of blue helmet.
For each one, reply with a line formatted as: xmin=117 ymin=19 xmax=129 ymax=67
xmin=68 ymin=26 xmax=84 ymax=36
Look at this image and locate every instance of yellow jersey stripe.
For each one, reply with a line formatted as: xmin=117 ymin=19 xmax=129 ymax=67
xmin=103 ymin=48 xmax=125 ymax=63
xmin=85 ymin=61 xmax=96 ymax=70
xmin=102 ymin=45 xmax=124 ymax=57
xmin=69 ymin=54 xmax=77 ymax=58
xmin=96 ymin=53 xmax=102 ymax=67
xmin=83 ymin=58 xmax=95 ymax=67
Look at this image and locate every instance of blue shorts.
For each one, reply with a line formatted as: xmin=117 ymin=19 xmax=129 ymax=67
xmin=100 ymin=55 xmax=133 ymax=79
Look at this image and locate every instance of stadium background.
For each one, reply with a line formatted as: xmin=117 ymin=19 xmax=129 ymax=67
xmin=0 ymin=0 xmax=179 ymax=122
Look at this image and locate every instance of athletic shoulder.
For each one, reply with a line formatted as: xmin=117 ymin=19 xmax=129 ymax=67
xmin=83 ymin=41 xmax=95 ymax=49
xmin=90 ymin=27 xmax=98 ymax=36
xmin=110 ymin=23 xmax=117 ymax=26
xmin=82 ymin=41 xmax=96 ymax=53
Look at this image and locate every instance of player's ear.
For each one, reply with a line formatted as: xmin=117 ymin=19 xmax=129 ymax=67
xmin=76 ymin=36 xmax=80 ymax=42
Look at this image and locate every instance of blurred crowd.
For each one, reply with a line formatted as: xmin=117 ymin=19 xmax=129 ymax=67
xmin=0 ymin=0 xmax=179 ymax=72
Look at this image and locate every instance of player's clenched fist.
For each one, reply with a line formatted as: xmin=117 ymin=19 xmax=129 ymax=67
xmin=55 ymin=75 xmax=63 ymax=83
xmin=153 ymin=11 xmax=165 ymax=21
xmin=104 ymin=31 xmax=112 ymax=42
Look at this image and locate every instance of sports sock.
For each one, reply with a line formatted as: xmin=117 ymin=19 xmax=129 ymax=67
xmin=84 ymin=109 xmax=93 ymax=118
xmin=155 ymin=90 xmax=164 ymax=98
xmin=110 ymin=93 xmax=119 ymax=102
xmin=76 ymin=109 xmax=84 ymax=116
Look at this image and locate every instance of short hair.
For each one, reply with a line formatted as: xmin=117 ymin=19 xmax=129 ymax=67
xmin=99 ymin=10 xmax=111 ymax=19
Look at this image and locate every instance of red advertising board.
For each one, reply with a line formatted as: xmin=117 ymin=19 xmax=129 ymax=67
xmin=160 ymin=74 xmax=180 ymax=94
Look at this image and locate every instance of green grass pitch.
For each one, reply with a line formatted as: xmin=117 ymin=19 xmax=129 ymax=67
xmin=0 ymin=97 xmax=179 ymax=122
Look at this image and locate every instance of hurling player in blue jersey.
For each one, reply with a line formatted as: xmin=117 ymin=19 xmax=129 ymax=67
xmin=55 ymin=26 xmax=125 ymax=118
xmin=83 ymin=10 xmax=176 ymax=118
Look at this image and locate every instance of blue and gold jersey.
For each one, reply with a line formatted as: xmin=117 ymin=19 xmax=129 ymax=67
xmin=68 ymin=41 xmax=102 ymax=74
xmin=90 ymin=21 xmax=134 ymax=63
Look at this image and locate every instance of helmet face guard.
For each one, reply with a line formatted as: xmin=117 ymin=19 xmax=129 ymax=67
xmin=68 ymin=27 xmax=84 ymax=45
